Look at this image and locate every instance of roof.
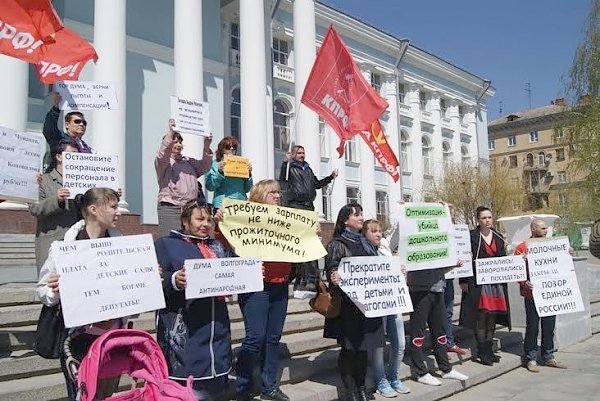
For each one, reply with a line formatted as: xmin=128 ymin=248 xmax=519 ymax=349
xmin=489 ymin=104 xmax=568 ymax=127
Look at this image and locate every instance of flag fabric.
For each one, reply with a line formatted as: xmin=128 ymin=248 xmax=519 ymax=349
xmin=301 ymin=25 xmax=388 ymax=150
xmin=0 ymin=0 xmax=62 ymax=63
xmin=359 ymin=120 xmax=400 ymax=182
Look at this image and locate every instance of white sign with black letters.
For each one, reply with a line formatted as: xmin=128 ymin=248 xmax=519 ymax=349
xmin=445 ymin=224 xmax=473 ymax=279
xmin=55 ymin=80 xmax=119 ymax=110
xmin=0 ymin=126 xmax=43 ymax=202
xmin=62 ymin=152 xmax=119 ymax=197
xmin=475 ymin=255 xmax=527 ymax=284
xmin=170 ymin=95 xmax=210 ymax=136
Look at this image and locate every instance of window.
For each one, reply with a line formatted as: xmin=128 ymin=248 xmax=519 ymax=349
xmin=442 ymin=141 xmax=452 ymax=167
xmin=230 ymin=22 xmax=239 ymax=50
xmin=345 ymin=136 xmax=359 ymax=163
xmin=375 ymin=190 xmax=389 ymax=226
xmin=370 ymin=73 xmax=381 ymax=93
xmin=273 ymin=99 xmax=290 ymax=151
xmin=529 ymin=131 xmax=539 ymax=143
xmin=272 ymin=37 xmax=289 ymax=65
xmin=318 ymin=117 xmax=329 ymax=159
xmin=458 ymin=105 xmax=466 ymax=123
xmin=508 ymin=135 xmax=516 ymax=147
xmin=419 ymin=91 xmax=429 ymax=111
xmin=488 ymin=139 xmax=495 ymax=150
xmin=461 ymin=145 xmax=470 ymax=164
xmin=230 ymin=88 xmax=241 ymax=141
xmin=555 ymin=127 xmax=564 ymax=139
xmin=440 ymin=98 xmax=447 ymax=118
xmin=557 ymin=171 xmax=567 ymax=183
xmin=322 ymin=189 xmax=332 ymax=221
xmin=422 ymin=136 xmax=432 ymax=176
xmin=402 ymin=194 xmax=412 ymax=202
xmin=511 ymin=177 xmax=519 ymax=189
xmin=398 ymin=83 xmax=406 ymax=104
xmin=526 ymin=153 xmax=534 ymax=166
xmin=400 ymin=131 xmax=410 ymax=172
xmin=558 ymin=193 xmax=567 ymax=206
xmin=556 ymin=148 xmax=565 ymax=161
xmin=346 ymin=186 xmax=361 ymax=204
xmin=512 ymin=199 xmax=519 ymax=211
xmin=538 ymin=152 xmax=546 ymax=166
xmin=509 ymin=155 xmax=518 ymax=168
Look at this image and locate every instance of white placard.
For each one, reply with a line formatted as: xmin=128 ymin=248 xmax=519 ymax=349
xmin=62 ymin=152 xmax=119 ymax=197
xmin=527 ymin=237 xmax=584 ymax=317
xmin=445 ymin=224 xmax=473 ymax=279
xmin=397 ymin=203 xmax=457 ymax=271
xmin=184 ymin=257 xmax=263 ymax=299
xmin=55 ymin=80 xmax=119 ymax=110
xmin=475 ymin=255 xmax=527 ymax=285
xmin=52 ymin=234 xmax=165 ymax=328
xmin=0 ymin=126 xmax=43 ymax=202
xmin=170 ymin=95 xmax=210 ymax=136
xmin=337 ymin=256 xmax=413 ymax=318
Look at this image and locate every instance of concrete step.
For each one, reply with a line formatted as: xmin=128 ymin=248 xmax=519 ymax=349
xmin=0 ymin=234 xmax=35 ymax=242
xmin=592 ymin=314 xmax=600 ymax=335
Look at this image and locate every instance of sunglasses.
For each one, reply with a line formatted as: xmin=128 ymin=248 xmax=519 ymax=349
xmin=226 ymin=146 xmax=237 ymax=151
xmin=182 ymin=199 xmax=214 ymax=215
xmin=72 ymin=119 xmax=87 ymax=126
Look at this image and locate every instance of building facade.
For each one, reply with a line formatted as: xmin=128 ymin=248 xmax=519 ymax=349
xmin=0 ymin=0 xmax=494 ymax=228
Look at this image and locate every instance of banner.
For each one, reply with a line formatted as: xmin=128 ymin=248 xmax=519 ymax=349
xmin=397 ymin=203 xmax=457 ymax=271
xmin=220 ymin=199 xmax=326 ymax=263
xmin=337 ymin=256 xmax=413 ymax=318
xmin=475 ymin=255 xmax=527 ymax=285
xmin=445 ymin=224 xmax=473 ymax=279
xmin=0 ymin=126 xmax=43 ymax=202
xmin=527 ymin=237 xmax=584 ymax=317
xmin=51 ymin=234 xmax=165 ymax=328
xmin=170 ymin=95 xmax=210 ymax=136
xmin=358 ymin=120 xmax=399 ymax=181
xmin=301 ymin=25 xmax=388 ymax=150
xmin=184 ymin=257 xmax=263 ymax=299
xmin=62 ymin=152 xmax=119 ymax=197
xmin=223 ymin=155 xmax=250 ymax=178
xmin=55 ymin=80 xmax=118 ymax=110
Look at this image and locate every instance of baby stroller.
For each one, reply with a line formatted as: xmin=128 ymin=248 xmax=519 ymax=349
xmin=63 ymin=328 xmax=196 ymax=401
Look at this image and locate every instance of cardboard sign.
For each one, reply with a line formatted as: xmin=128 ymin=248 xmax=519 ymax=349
xmin=223 ymin=156 xmax=250 ymax=178
xmin=0 ymin=126 xmax=43 ymax=202
xmin=62 ymin=152 xmax=119 ymax=197
xmin=527 ymin=237 xmax=584 ymax=317
xmin=52 ymin=234 xmax=165 ymax=328
xmin=170 ymin=95 xmax=210 ymax=136
xmin=337 ymin=256 xmax=413 ymax=318
xmin=220 ymin=199 xmax=326 ymax=263
xmin=475 ymin=255 xmax=527 ymax=285
xmin=445 ymin=224 xmax=473 ymax=279
xmin=55 ymin=80 xmax=119 ymax=110
xmin=184 ymin=257 xmax=263 ymax=299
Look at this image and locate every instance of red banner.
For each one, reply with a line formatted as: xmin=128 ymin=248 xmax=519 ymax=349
xmin=0 ymin=0 xmax=62 ymax=63
xmin=360 ymin=120 xmax=400 ymax=182
xmin=301 ymin=25 xmax=388 ymax=147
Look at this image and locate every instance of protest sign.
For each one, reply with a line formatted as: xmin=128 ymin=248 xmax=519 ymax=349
xmin=220 ymin=199 xmax=326 ymax=263
xmin=0 ymin=126 xmax=43 ymax=202
xmin=397 ymin=203 xmax=456 ymax=271
xmin=55 ymin=80 xmax=118 ymax=110
xmin=170 ymin=95 xmax=210 ymax=136
xmin=62 ymin=152 xmax=119 ymax=197
xmin=337 ymin=256 xmax=413 ymax=318
xmin=223 ymin=156 xmax=250 ymax=178
xmin=184 ymin=257 xmax=263 ymax=299
xmin=475 ymin=255 xmax=527 ymax=285
xmin=445 ymin=224 xmax=473 ymax=279
xmin=527 ymin=237 xmax=584 ymax=317
xmin=51 ymin=234 xmax=164 ymax=328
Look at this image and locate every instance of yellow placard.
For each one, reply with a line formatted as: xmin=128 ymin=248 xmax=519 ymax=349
xmin=220 ymin=199 xmax=326 ymax=263
xmin=223 ymin=156 xmax=250 ymax=178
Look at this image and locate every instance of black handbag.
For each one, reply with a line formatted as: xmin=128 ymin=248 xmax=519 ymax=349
xmin=33 ymin=304 xmax=67 ymax=359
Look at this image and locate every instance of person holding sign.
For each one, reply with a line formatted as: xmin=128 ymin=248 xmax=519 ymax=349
xmin=459 ymin=206 xmax=511 ymax=366
xmin=36 ymin=188 xmax=123 ymax=401
xmin=205 ymin=136 xmax=252 ymax=209
xmin=326 ymin=203 xmax=382 ymax=401
xmin=515 ymin=219 xmax=570 ymax=372
xmin=155 ymin=118 xmax=213 ymax=238
xmin=154 ymin=200 xmax=234 ymax=401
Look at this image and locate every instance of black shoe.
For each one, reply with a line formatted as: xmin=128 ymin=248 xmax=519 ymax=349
xmin=355 ymin=386 xmax=368 ymax=401
xmin=261 ymin=388 xmax=290 ymax=401
xmin=237 ymin=394 xmax=253 ymax=401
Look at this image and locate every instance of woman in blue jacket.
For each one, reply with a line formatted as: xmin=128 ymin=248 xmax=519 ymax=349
xmin=155 ymin=201 xmax=234 ymax=400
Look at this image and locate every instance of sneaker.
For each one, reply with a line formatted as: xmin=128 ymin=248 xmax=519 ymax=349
xmin=261 ymin=388 xmax=290 ymax=401
xmin=446 ymin=345 xmax=467 ymax=355
xmin=389 ymin=380 xmax=410 ymax=394
xmin=442 ymin=369 xmax=468 ymax=381
xmin=376 ymin=381 xmax=397 ymax=398
xmin=417 ymin=373 xmax=441 ymax=386
xmin=544 ymin=359 xmax=567 ymax=369
xmin=526 ymin=360 xmax=540 ymax=373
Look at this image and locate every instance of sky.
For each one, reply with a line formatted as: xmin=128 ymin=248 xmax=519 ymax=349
xmin=321 ymin=0 xmax=591 ymax=120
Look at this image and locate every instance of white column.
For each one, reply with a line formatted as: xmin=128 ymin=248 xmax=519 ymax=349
xmin=467 ymin=105 xmax=478 ymax=162
xmin=93 ymin=0 xmax=128 ymax=210
xmin=384 ymin=75 xmax=401 ymax=225
xmin=240 ymin=0 xmax=269 ymax=180
xmin=408 ymin=83 xmax=423 ymax=201
xmin=430 ymin=92 xmax=443 ymax=175
xmin=358 ymin=69 xmax=376 ymax=217
xmin=448 ymin=99 xmax=462 ymax=164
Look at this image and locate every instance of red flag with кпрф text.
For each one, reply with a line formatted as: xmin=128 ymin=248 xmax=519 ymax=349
xmin=359 ymin=120 xmax=400 ymax=182
xmin=301 ymin=25 xmax=388 ymax=152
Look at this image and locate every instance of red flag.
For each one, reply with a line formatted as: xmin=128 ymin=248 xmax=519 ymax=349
xmin=301 ymin=26 xmax=388 ymax=150
xmin=35 ymin=27 xmax=98 ymax=84
xmin=0 ymin=0 xmax=63 ymax=63
xmin=359 ymin=120 xmax=400 ymax=182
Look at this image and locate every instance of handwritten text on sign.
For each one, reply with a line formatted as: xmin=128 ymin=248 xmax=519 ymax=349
xmin=0 ymin=126 xmax=43 ymax=202
xmin=223 ymin=156 xmax=250 ymax=178
xmin=445 ymin=224 xmax=473 ymax=279
xmin=527 ymin=237 xmax=584 ymax=317
xmin=338 ymin=256 xmax=413 ymax=318
xmin=475 ymin=255 xmax=526 ymax=285
xmin=170 ymin=96 xmax=210 ymax=137
xmin=62 ymin=152 xmax=119 ymax=197
xmin=184 ymin=257 xmax=263 ymax=299
xmin=397 ymin=203 xmax=456 ymax=271
xmin=220 ymin=199 xmax=326 ymax=263
xmin=51 ymin=234 xmax=165 ymax=328
xmin=55 ymin=80 xmax=119 ymax=110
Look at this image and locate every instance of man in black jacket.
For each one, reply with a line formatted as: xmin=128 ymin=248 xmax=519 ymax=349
xmin=279 ymin=145 xmax=338 ymax=298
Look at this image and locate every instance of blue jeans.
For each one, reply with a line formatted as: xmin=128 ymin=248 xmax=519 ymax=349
xmin=236 ymin=283 xmax=289 ymax=395
xmin=444 ymin=279 xmax=455 ymax=347
xmin=523 ymin=297 xmax=556 ymax=362
xmin=371 ymin=314 xmax=406 ymax=384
